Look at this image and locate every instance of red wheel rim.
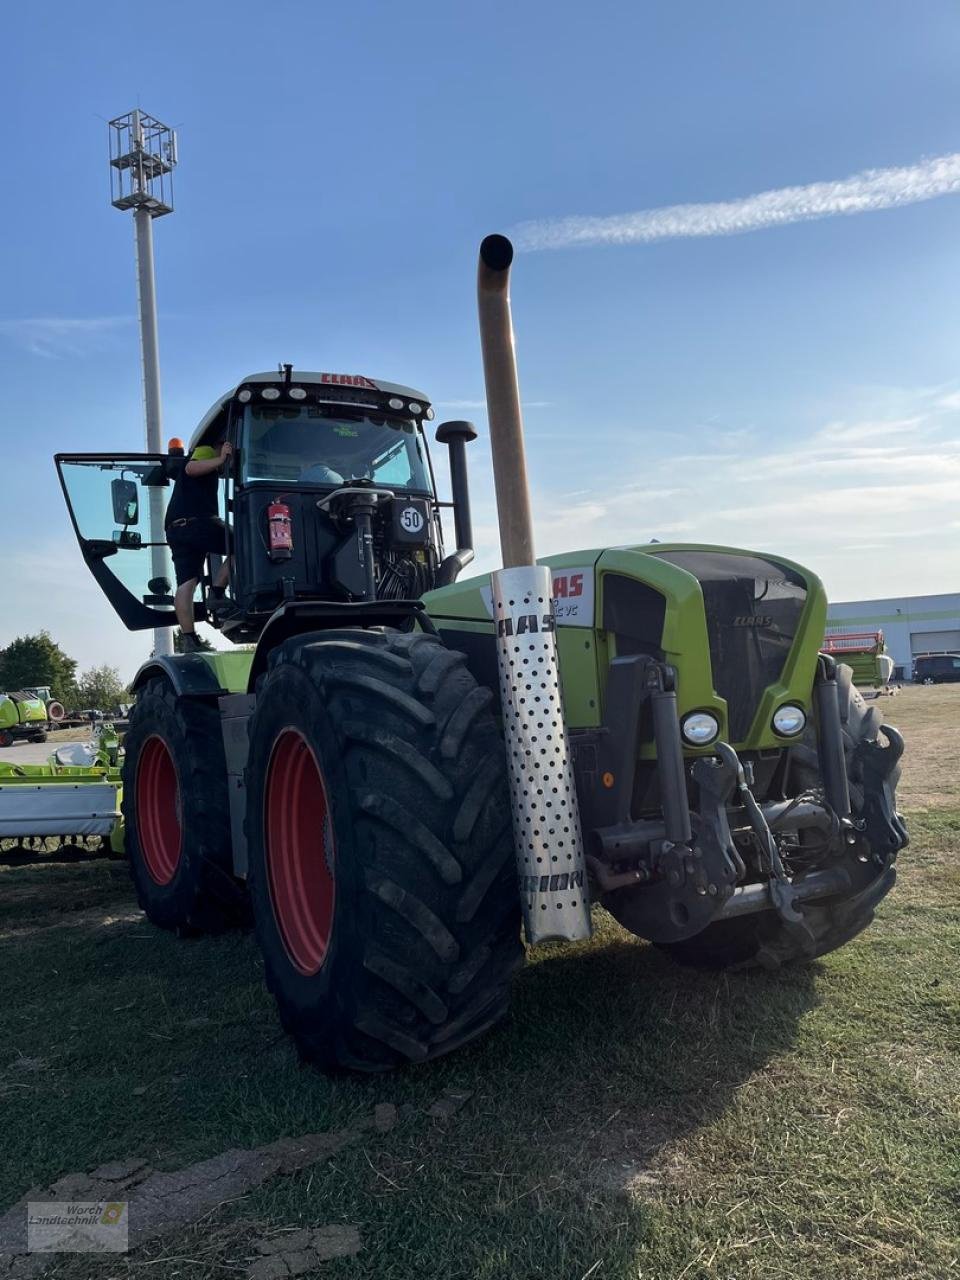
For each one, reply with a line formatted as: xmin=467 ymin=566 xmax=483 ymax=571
xmin=136 ymin=735 xmax=182 ymax=885
xmin=265 ymin=729 xmax=336 ymax=976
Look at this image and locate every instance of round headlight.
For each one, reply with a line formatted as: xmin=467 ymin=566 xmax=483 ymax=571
xmin=408 ymin=401 xmax=423 ymax=415
xmin=425 ymin=407 xmax=435 ymax=420
xmin=388 ymin=397 xmax=405 ymax=410
xmin=681 ymin=711 xmax=720 ymax=746
xmin=288 ymin=387 xmax=306 ymax=400
xmin=261 ymin=387 xmax=280 ymax=400
xmin=237 ymin=389 xmax=252 ymax=403
xmin=772 ymin=704 xmax=806 ymax=736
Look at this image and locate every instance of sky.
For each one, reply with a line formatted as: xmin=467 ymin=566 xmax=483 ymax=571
xmin=3 ymin=0 xmax=960 ymax=681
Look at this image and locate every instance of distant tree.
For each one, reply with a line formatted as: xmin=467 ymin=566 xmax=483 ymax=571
xmin=0 ymin=632 xmax=78 ymax=703
xmin=75 ymin=664 xmax=127 ymax=712
xmin=173 ymin=629 xmax=214 ymax=653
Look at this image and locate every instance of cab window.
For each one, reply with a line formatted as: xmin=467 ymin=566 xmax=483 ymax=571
xmin=241 ymin=405 xmax=431 ymax=493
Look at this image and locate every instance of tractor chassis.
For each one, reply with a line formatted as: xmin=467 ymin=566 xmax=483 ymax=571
xmin=572 ymin=654 xmax=906 ymax=945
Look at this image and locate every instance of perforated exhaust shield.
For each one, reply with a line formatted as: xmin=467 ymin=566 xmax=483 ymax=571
xmin=492 ymin=564 xmax=592 ymax=944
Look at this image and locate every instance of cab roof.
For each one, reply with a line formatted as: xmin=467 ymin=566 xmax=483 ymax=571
xmin=187 ymin=370 xmax=432 ymax=451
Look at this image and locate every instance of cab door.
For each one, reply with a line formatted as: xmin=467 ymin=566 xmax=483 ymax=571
xmin=55 ymin=453 xmax=188 ymax=632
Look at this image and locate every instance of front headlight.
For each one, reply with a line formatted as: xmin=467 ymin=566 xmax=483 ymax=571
xmin=681 ymin=711 xmax=720 ymax=746
xmin=772 ymin=704 xmax=806 ymax=736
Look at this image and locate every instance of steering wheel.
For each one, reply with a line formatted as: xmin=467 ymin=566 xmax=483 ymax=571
xmin=315 ymin=480 xmax=396 ymax=514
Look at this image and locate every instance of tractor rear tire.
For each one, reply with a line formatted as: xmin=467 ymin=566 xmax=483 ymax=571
xmin=0 ymin=731 xmax=12 ymax=748
xmin=657 ymin=664 xmax=898 ymax=970
xmin=121 ymin=676 xmax=241 ymax=934
xmin=245 ymin=628 xmax=522 ymax=1073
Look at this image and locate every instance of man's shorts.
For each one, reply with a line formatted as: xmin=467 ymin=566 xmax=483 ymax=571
xmin=166 ymin=517 xmax=229 ymax=587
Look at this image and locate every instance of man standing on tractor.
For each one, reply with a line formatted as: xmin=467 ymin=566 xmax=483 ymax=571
xmin=164 ymin=439 xmax=232 ymax=652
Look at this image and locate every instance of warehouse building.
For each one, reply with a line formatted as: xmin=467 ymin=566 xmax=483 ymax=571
xmin=826 ymin=592 xmax=960 ymax=680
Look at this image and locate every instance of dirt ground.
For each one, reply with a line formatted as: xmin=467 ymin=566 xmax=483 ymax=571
xmin=873 ymin=682 xmax=960 ymax=810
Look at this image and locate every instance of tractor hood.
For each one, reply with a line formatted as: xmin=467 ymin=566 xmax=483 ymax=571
xmin=424 ymin=544 xmax=827 ymax=750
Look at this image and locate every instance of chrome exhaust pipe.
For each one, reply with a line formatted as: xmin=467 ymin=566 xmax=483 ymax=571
xmin=477 ymin=235 xmax=592 ymax=945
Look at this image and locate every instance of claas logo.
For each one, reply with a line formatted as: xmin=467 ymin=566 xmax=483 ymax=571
xmin=319 ymin=373 xmax=378 ymax=389
xmin=552 ymin=573 xmax=584 ymax=598
xmin=497 ymin=614 xmax=556 ymax=637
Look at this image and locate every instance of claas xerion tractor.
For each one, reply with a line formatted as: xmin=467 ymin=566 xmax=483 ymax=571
xmin=55 ymin=236 xmax=907 ymax=1073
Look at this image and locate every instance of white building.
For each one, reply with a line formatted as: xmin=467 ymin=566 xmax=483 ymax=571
xmin=826 ymin=592 xmax=960 ymax=679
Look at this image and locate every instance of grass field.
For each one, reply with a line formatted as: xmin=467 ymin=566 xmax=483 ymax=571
xmin=1 ymin=685 xmax=958 ymax=1278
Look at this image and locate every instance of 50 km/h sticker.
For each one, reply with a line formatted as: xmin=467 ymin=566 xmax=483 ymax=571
xmin=400 ymin=507 xmax=425 ymax=533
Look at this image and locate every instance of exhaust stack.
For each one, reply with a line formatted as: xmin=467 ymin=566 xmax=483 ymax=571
xmin=477 ymin=234 xmax=592 ymax=945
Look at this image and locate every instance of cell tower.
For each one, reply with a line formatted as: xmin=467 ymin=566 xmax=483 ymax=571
xmin=108 ymin=109 xmax=178 ymax=658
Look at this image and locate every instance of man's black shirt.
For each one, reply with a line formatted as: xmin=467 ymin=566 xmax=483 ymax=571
xmin=164 ymin=456 xmax=220 ymax=528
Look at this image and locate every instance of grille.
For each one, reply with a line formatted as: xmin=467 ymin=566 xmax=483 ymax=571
xmin=651 ymin=551 xmax=807 ymax=741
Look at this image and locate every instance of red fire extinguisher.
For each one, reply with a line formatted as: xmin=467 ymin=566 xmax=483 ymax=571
xmin=268 ymin=499 xmax=293 ymax=561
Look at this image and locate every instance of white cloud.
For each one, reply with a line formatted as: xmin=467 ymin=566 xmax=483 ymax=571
xmin=512 ymin=152 xmax=960 ymax=251
xmin=0 ymin=316 xmax=132 ymax=358
xmin=459 ymin=394 xmax=959 ymax=602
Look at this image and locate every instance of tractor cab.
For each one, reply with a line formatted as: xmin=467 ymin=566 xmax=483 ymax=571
xmin=56 ymin=370 xmax=478 ymax=643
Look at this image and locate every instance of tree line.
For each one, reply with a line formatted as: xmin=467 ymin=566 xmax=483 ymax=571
xmin=0 ymin=632 xmax=128 ymax=712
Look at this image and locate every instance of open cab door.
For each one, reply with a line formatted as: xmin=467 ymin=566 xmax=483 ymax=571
xmin=55 ymin=453 xmax=190 ymax=632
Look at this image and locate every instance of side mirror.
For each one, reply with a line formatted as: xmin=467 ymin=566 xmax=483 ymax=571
xmin=111 ymin=477 xmax=139 ymax=526
xmin=112 ymin=529 xmax=142 ymax=550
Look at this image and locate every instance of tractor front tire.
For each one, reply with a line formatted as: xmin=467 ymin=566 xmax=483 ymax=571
xmin=122 ymin=677 xmax=241 ymax=933
xmin=245 ymin=629 xmax=522 ymax=1073
xmin=658 ymin=664 xmax=899 ymax=970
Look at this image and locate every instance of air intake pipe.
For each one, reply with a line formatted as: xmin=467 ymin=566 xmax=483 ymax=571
xmin=435 ymin=419 xmax=476 ymax=586
xmin=477 ymin=234 xmax=592 ymax=945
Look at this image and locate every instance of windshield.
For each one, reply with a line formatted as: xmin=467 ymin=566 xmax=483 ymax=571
xmin=240 ymin=405 xmax=433 ymax=492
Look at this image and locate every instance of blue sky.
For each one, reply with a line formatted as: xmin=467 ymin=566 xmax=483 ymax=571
xmin=4 ymin=0 xmax=960 ymax=677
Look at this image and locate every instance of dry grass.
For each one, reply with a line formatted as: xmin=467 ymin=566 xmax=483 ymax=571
xmin=880 ymin=682 xmax=960 ymax=810
xmin=0 ymin=689 xmax=957 ymax=1278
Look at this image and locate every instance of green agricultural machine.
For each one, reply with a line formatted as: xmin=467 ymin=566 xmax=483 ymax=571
xmin=0 ymin=692 xmax=50 ymax=747
xmin=54 ymin=237 xmax=907 ymax=1072
xmin=822 ymin=632 xmax=897 ymax=690
xmin=0 ymin=726 xmax=123 ymax=863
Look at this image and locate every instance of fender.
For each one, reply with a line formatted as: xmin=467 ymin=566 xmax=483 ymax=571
xmin=245 ymin=599 xmax=437 ymax=691
xmin=130 ymin=653 xmax=226 ymax=699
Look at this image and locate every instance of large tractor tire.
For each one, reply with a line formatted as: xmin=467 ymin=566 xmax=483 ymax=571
xmin=121 ymin=676 xmax=241 ymax=933
xmin=245 ymin=628 xmax=522 ymax=1073
xmin=658 ymin=664 xmax=899 ymax=970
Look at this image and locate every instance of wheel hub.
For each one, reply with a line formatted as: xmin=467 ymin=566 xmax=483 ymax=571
xmin=265 ymin=729 xmax=336 ymax=976
xmin=136 ymin=735 xmax=182 ymax=885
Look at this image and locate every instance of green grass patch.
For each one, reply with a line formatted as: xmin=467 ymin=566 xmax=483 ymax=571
xmin=1 ymin=809 xmax=958 ymax=1279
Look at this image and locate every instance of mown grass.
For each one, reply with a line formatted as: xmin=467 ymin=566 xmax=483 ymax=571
xmin=0 ymin=698 xmax=958 ymax=1278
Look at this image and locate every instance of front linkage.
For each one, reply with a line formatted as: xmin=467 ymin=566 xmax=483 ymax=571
xmin=571 ymin=654 xmax=907 ymax=950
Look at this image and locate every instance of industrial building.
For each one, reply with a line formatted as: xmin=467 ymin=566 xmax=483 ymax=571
xmin=826 ymin=592 xmax=960 ymax=680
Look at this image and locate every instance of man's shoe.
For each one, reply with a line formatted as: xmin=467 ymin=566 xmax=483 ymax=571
xmin=206 ymin=593 xmax=234 ymax=620
xmin=181 ymin=632 xmax=202 ymax=653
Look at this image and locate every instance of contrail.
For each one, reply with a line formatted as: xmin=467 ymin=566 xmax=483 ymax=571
xmin=511 ymin=152 xmax=960 ymax=251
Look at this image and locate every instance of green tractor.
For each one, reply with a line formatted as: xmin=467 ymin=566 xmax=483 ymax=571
xmin=54 ymin=237 xmax=906 ymax=1072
